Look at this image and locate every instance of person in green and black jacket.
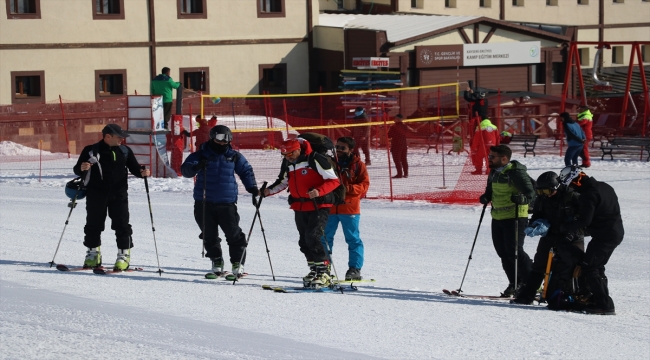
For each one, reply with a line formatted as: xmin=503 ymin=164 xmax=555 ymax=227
xmin=151 ymin=67 xmax=181 ymax=130
xmin=479 ymin=145 xmax=535 ymax=297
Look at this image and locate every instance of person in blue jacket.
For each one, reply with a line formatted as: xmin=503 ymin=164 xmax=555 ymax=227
xmin=181 ymin=125 xmax=258 ymax=276
xmin=560 ymin=112 xmax=586 ymax=167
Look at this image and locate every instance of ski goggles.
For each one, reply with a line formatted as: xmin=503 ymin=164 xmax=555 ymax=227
xmin=213 ymin=133 xmax=230 ymax=142
xmin=535 ymin=188 xmax=556 ymax=196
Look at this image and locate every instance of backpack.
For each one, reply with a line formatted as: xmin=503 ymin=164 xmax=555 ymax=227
xmin=298 ymin=132 xmax=346 ymax=205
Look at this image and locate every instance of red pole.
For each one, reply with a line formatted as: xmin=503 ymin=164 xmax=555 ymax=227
xmin=634 ymin=43 xmax=650 ymax=137
xmin=39 ymin=139 xmax=42 ymax=182
xmin=383 ymin=104 xmax=393 ymax=202
xmin=59 ymin=95 xmax=71 ymax=158
xmin=189 ymin=102 xmax=194 ymax=153
xmin=620 ymin=44 xmax=638 ymax=129
xmin=497 ymin=88 xmax=502 ymax=131
xmin=560 ymin=43 xmax=577 ymax=113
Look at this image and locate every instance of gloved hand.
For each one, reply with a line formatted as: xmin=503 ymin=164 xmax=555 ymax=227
xmin=479 ymin=194 xmax=490 ymax=205
xmin=511 ymin=194 xmax=528 ymax=205
xmin=246 ymin=186 xmax=259 ymax=197
xmin=524 ymin=219 xmax=550 ymax=237
xmin=251 ymin=195 xmax=258 ymax=207
xmin=191 ymin=158 xmax=208 ymax=171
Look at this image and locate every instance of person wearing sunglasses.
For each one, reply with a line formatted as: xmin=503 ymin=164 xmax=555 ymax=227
xmin=181 ymin=125 xmax=259 ymax=277
xmin=512 ymin=171 xmax=584 ymax=307
xmin=478 ymin=144 xmax=535 ymax=297
xmin=556 ymin=166 xmax=624 ymax=315
xmin=322 ymin=137 xmax=370 ymax=281
xmin=263 ymin=139 xmax=341 ymax=288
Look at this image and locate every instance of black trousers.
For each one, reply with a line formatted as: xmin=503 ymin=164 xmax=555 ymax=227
xmin=391 ymin=146 xmax=408 ymax=177
xmin=531 ymin=236 xmax=585 ymax=274
xmin=163 ymin=102 xmax=173 ymax=129
xmin=84 ymin=190 xmax=133 ymax=249
xmin=295 ymin=209 xmax=329 ymax=262
xmin=582 ymin=234 xmax=623 ymax=311
xmin=194 ymin=201 xmax=247 ymax=264
xmin=491 ymin=218 xmax=532 ymax=285
xmin=354 ymin=136 xmax=370 ymax=163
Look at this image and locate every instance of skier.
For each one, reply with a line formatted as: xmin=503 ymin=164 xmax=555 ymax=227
xmin=73 ymin=124 xmax=150 ymax=270
xmin=181 ymin=125 xmax=258 ymax=277
xmin=322 ymin=137 xmax=370 ymax=280
xmin=512 ymin=171 xmax=584 ymax=305
xmin=479 ymin=144 xmax=534 ymax=297
xmin=262 ymin=139 xmax=340 ymax=287
xmin=387 ymin=114 xmax=415 ymax=178
xmin=576 ymin=105 xmax=594 ymax=167
xmin=351 ymin=107 xmax=371 ymax=165
xmin=558 ymin=166 xmax=624 ymax=315
xmin=470 ymin=119 xmax=499 ymax=175
xmin=560 ymin=112 xmax=586 ymax=167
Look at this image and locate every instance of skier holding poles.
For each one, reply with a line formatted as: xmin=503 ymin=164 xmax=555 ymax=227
xmin=478 ymin=144 xmax=534 ymax=297
xmin=181 ymin=125 xmax=258 ymax=277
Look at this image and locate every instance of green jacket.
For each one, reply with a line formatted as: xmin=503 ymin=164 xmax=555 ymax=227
xmin=483 ymin=161 xmax=535 ymax=220
xmin=150 ymin=74 xmax=181 ymax=103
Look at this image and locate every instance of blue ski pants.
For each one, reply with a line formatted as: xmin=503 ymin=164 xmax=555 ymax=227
xmin=322 ymin=214 xmax=364 ymax=269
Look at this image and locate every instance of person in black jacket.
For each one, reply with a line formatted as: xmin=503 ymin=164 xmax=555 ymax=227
xmin=558 ymin=166 xmax=624 ymax=315
xmin=512 ymin=171 xmax=584 ymax=305
xmin=464 ymin=86 xmax=488 ymax=120
xmin=73 ymin=124 xmax=150 ymax=270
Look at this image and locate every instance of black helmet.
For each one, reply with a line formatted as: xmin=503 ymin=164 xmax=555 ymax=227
xmin=65 ymin=177 xmax=87 ymax=200
xmin=536 ymin=171 xmax=560 ymax=191
xmin=209 ymin=125 xmax=233 ymax=142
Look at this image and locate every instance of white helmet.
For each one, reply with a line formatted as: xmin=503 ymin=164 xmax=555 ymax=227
xmin=559 ymin=165 xmax=583 ymax=186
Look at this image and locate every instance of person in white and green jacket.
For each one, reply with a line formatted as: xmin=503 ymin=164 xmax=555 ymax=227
xmin=479 ymin=145 xmax=535 ymax=297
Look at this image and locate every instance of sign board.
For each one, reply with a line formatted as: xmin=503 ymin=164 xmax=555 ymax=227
xmin=416 ymin=41 xmax=541 ymax=68
xmin=352 ymin=57 xmax=390 ymax=69
xmin=464 ymin=41 xmax=540 ymax=67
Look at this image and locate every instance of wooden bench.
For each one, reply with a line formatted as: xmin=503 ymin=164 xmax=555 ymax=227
xmin=600 ymin=137 xmax=650 ymax=162
xmin=509 ymin=134 xmax=540 ymax=157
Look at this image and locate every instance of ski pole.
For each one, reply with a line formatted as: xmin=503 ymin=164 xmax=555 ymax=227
xmin=142 ymin=166 xmax=163 ymax=276
xmin=456 ymin=202 xmax=488 ymax=293
xmin=311 ymin=194 xmax=344 ymax=294
xmin=255 ymin=182 xmax=275 ymax=281
xmin=49 ymin=193 xmax=80 ymax=267
xmin=541 ymin=247 xmax=554 ymax=301
xmin=201 ymin=164 xmax=207 ymax=258
xmin=232 ymin=182 xmax=267 ymax=285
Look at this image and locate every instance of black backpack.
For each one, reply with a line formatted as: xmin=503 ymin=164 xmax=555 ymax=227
xmin=298 ymin=132 xmax=346 ymax=205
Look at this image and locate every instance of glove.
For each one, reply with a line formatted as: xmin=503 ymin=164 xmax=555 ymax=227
xmin=191 ymin=158 xmax=208 ymax=171
xmin=479 ymin=194 xmax=490 ymax=205
xmin=524 ymin=219 xmax=550 ymax=237
xmin=247 ymin=186 xmax=259 ymax=197
xmin=511 ymin=194 xmax=528 ymax=205
xmin=251 ymin=195 xmax=258 ymax=207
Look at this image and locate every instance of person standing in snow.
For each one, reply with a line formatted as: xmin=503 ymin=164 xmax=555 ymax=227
xmin=351 ymin=107 xmax=372 ymax=165
xmin=470 ymin=118 xmax=499 ymax=175
xmin=262 ymin=139 xmax=341 ymax=287
xmin=181 ymin=125 xmax=258 ymax=277
xmin=556 ymin=166 xmax=624 ymax=315
xmin=322 ymin=137 xmax=370 ymax=281
xmin=479 ymin=145 xmax=534 ymax=297
xmin=576 ymin=105 xmax=594 ymax=168
xmin=150 ymin=67 xmax=181 ymax=130
xmin=73 ymin=124 xmax=150 ymax=270
xmin=560 ymin=112 xmax=586 ymax=167
xmin=387 ymin=114 xmax=415 ymax=178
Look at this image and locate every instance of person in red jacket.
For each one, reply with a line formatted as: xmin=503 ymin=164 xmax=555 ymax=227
xmin=471 ymin=119 xmax=499 ymax=175
xmin=322 ymin=137 xmax=370 ymax=280
xmin=387 ymin=114 xmax=415 ymax=178
xmin=190 ymin=115 xmax=217 ymax=150
xmin=263 ymin=139 xmax=340 ymax=287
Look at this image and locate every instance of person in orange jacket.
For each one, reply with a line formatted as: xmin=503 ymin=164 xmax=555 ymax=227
xmin=321 ymin=137 xmax=370 ymax=281
xmin=263 ymin=139 xmax=340 ymax=287
xmin=471 ymin=119 xmax=499 ymax=175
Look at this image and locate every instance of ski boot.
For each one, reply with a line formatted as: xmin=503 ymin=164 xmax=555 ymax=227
xmin=309 ymin=261 xmax=332 ymax=289
xmin=345 ymin=267 xmax=362 ymax=281
xmin=302 ymin=261 xmax=316 ymax=287
xmin=210 ymin=257 xmax=225 ymax=275
xmin=83 ymin=247 xmax=101 ymax=268
xmin=232 ymin=262 xmax=245 ymax=277
xmin=114 ymin=249 xmax=130 ymax=271
xmin=500 ymin=283 xmax=519 ymax=298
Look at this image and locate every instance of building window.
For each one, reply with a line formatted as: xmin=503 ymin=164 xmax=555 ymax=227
xmin=531 ymin=64 xmax=545 ymax=85
xmin=6 ymin=0 xmax=41 ymax=19
xmin=11 ymin=71 xmax=45 ymax=104
xmin=551 ymin=63 xmax=565 ymax=83
xmin=445 ymin=0 xmax=457 ymax=8
xmin=95 ymin=70 xmax=126 ymax=100
xmin=612 ymin=46 xmax=624 ymax=64
xmin=259 ymin=64 xmax=287 ymax=94
xmin=642 ymin=45 xmax=649 ymax=63
xmin=612 ymin=0 xmax=624 ymax=3
xmin=480 ymin=0 xmax=492 ymax=7
xmin=92 ymin=0 xmax=124 ymax=20
xmin=577 ymin=0 xmax=589 ymax=4
xmin=411 ymin=0 xmax=423 ymax=8
xmin=578 ymin=48 xmax=590 ymax=66
xmin=257 ymin=0 xmax=285 ymax=18
xmin=179 ymin=67 xmax=209 ymax=97
xmin=177 ymin=0 xmax=207 ymax=19
xmin=546 ymin=0 xmax=558 ymax=5
xmin=512 ymin=0 xmax=524 ymax=6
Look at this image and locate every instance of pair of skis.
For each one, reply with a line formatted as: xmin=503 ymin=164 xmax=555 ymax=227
xmin=442 ymin=289 xmax=513 ymax=300
xmin=204 ymin=272 xmax=248 ymax=281
xmin=55 ymin=264 xmax=143 ymax=275
xmin=262 ymin=279 xmax=375 ymax=293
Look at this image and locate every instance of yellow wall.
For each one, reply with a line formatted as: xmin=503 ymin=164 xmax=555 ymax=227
xmin=604 ymin=1 xmax=650 ymax=24
xmin=0 ymin=0 xmax=149 ymax=44
xmin=314 ymin=27 xmax=345 ymax=52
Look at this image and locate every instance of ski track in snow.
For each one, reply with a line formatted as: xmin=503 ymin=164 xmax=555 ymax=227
xmin=1 ymin=149 xmax=649 ymax=359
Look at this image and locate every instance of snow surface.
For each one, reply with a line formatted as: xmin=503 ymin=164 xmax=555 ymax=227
xmin=1 ymin=146 xmax=649 ymax=359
